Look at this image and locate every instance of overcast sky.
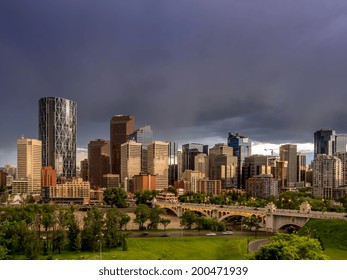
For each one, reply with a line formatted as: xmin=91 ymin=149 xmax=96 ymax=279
xmin=1 ymin=0 xmax=347 ymax=166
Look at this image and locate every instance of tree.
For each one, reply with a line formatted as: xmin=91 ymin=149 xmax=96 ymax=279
xmin=167 ymin=186 xmax=177 ymax=196
xmin=81 ymin=207 xmax=104 ymax=251
xmin=66 ymin=207 xmax=81 ymax=252
xmin=134 ymin=190 xmax=155 ymax=205
xmin=134 ymin=204 xmax=150 ymax=231
xmin=242 ymin=216 xmax=262 ymax=232
xmin=252 ymin=233 xmax=328 ymax=260
xmin=147 ymin=206 xmax=166 ymax=230
xmin=160 ymin=218 xmax=171 ymax=231
xmin=120 ymin=214 xmax=131 ymax=230
xmin=103 ymin=208 xmax=121 ymax=249
xmin=103 ymin=188 xmax=129 ymax=208
xmin=180 ymin=210 xmax=197 ymax=229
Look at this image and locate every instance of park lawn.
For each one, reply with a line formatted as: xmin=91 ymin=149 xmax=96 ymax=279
xmin=298 ymin=219 xmax=347 ymax=260
xmin=46 ymin=236 xmax=250 ymax=260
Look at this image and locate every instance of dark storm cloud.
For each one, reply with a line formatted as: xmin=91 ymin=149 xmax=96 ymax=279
xmin=1 ymin=0 xmax=347 ymax=165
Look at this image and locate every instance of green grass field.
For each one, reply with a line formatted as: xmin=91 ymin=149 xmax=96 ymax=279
xmin=299 ymin=219 xmax=347 ymax=260
xmin=44 ymin=236 xmax=250 ymax=260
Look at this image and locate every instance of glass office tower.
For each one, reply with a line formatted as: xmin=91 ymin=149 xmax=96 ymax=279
xmin=39 ymin=97 xmax=77 ymax=179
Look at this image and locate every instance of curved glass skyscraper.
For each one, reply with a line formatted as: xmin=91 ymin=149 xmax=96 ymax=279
xmin=39 ymin=97 xmax=77 ymax=179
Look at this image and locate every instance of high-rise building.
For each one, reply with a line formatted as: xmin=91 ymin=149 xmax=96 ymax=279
xmin=297 ymin=153 xmax=306 ymax=185
xmin=335 ymin=152 xmax=347 ymax=186
xmin=39 ymin=97 xmax=77 ymax=179
xmin=148 ymin=141 xmax=169 ymax=190
xmin=88 ymin=140 xmax=110 ymax=188
xmin=128 ymin=125 xmax=153 ymax=173
xmin=244 ymin=155 xmax=270 ymax=181
xmin=246 ymin=174 xmax=279 ymax=199
xmin=280 ymin=144 xmax=298 ymax=188
xmin=102 ymin=174 xmax=120 ymax=188
xmin=314 ymin=129 xmax=336 ymax=158
xmin=312 ymin=154 xmax=342 ymax=199
xmin=0 ymin=170 xmax=7 ymax=187
xmin=182 ymin=143 xmax=206 ymax=172
xmin=177 ymin=151 xmax=183 ymax=182
xmin=209 ymin=143 xmax=238 ymax=189
xmin=181 ymin=170 xmax=202 ymax=192
xmin=120 ymin=141 xmax=142 ymax=185
xmin=41 ymin=166 xmax=57 ymax=187
xmin=194 ymin=153 xmax=209 ymax=179
xmin=227 ymin=132 xmax=252 ymax=188
xmin=110 ymin=115 xmax=135 ymax=175
xmin=198 ymin=179 xmax=222 ymax=195
xmin=80 ymin=159 xmax=88 ymax=181
xmin=133 ymin=174 xmax=156 ymax=192
xmin=335 ymin=134 xmax=347 ymax=153
xmin=4 ymin=164 xmax=16 ymax=178
xmin=17 ymin=138 xmax=42 ymax=193
xmin=168 ymin=142 xmax=179 ymax=186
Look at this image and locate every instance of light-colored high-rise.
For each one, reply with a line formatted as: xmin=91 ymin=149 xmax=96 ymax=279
xmin=121 ymin=141 xmax=142 ymax=185
xmin=148 ymin=141 xmax=169 ymax=190
xmin=194 ymin=153 xmax=209 ymax=179
xmin=17 ymin=138 xmax=42 ymax=193
xmin=312 ymin=154 xmax=342 ymax=199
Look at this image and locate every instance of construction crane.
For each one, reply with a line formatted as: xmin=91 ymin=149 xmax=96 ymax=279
xmin=264 ymin=149 xmax=274 ymax=156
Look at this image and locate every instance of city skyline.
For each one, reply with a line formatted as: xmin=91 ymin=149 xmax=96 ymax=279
xmin=2 ymin=1 xmax=347 ymax=166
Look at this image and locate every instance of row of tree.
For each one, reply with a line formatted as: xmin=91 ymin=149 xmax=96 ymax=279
xmin=134 ymin=204 xmax=171 ymax=230
xmin=0 ymin=204 xmax=130 ymax=259
xmin=176 ymin=190 xmax=347 ymax=212
xmin=179 ymin=210 xmax=226 ymax=231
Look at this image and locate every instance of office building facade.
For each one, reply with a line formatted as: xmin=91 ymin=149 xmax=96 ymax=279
xmin=148 ymin=141 xmax=169 ymax=190
xmin=39 ymin=97 xmax=77 ymax=179
xmin=182 ymin=143 xmax=206 ymax=172
xmin=128 ymin=125 xmax=153 ymax=173
xmin=314 ymin=129 xmax=336 ymax=158
xmin=209 ymin=143 xmax=238 ymax=189
xmin=17 ymin=138 xmax=42 ymax=193
xmin=120 ymin=141 xmax=142 ymax=184
xmin=280 ymin=144 xmax=298 ymax=188
xmin=312 ymin=154 xmax=342 ymax=199
xmin=227 ymin=132 xmax=252 ymax=188
xmin=110 ymin=115 xmax=135 ymax=175
xmin=88 ymin=139 xmax=110 ymax=188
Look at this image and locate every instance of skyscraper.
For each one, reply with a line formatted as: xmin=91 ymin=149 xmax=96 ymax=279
xmin=335 ymin=134 xmax=347 ymax=153
xmin=209 ymin=143 xmax=238 ymax=189
xmin=128 ymin=125 xmax=153 ymax=173
xmin=227 ymin=132 xmax=252 ymax=188
xmin=148 ymin=141 xmax=169 ymax=190
xmin=168 ymin=142 xmax=179 ymax=186
xmin=280 ymin=144 xmax=298 ymax=188
xmin=312 ymin=154 xmax=342 ymax=199
xmin=182 ymin=143 xmax=206 ymax=172
xmin=17 ymin=138 xmax=42 ymax=193
xmin=88 ymin=139 xmax=110 ymax=188
xmin=314 ymin=129 xmax=336 ymax=158
xmin=120 ymin=141 xmax=142 ymax=185
xmin=110 ymin=115 xmax=135 ymax=175
xmin=297 ymin=152 xmax=306 ymax=185
xmin=39 ymin=97 xmax=77 ymax=179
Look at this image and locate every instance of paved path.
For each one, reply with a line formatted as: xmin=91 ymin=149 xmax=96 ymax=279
xmin=248 ymin=238 xmax=270 ymax=252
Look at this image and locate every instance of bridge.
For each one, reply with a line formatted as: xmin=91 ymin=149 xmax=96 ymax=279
xmin=154 ymin=200 xmax=347 ymax=232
